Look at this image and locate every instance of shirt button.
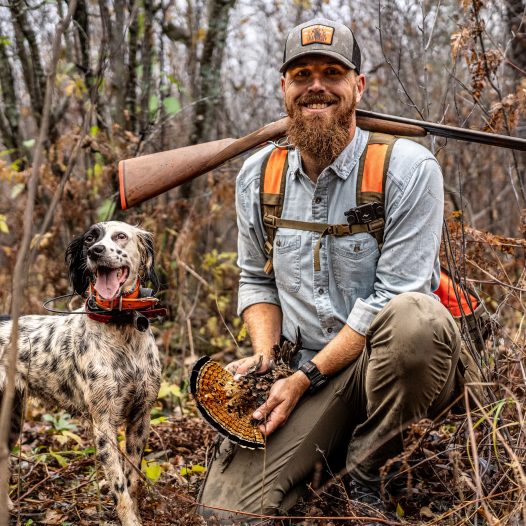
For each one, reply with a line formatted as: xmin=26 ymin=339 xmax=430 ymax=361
xmin=318 ymin=288 xmax=324 ymax=294
xmin=314 ymin=197 xmax=322 ymax=204
xmin=327 ymin=327 xmax=333 ymax=333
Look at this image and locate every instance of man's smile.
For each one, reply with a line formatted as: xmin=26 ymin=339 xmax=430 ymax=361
xmin=297 ymin=97 xmax=339 ymax=114
xmin=303 ymin=102 xmax=335 ymax=111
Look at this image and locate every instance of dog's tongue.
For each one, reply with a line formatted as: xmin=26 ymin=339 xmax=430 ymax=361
xmin=94 ymin=267 xmax=127 ymax=300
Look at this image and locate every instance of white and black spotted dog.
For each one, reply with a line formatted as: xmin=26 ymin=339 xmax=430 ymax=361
xmin=0 ymin=221 xmax=163 ymax=526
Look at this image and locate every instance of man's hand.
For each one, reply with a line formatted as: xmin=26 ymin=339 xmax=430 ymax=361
xmin=252 ymin=371 xmax=310 ymax=436
xmin=225 ymin=353 xmax=273 ymax=379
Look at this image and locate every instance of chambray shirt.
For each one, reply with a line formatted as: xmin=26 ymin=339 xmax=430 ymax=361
xmin=236 ymin=127 xmax=443 ymax=351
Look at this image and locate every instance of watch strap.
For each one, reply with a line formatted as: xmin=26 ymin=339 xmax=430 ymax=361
xmin=299 ymin=360 xmax=328 ymax=393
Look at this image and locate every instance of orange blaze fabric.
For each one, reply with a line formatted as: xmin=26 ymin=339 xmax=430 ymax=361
xmin=435 ymin=271 xmax=478 ymax=317
xmin=264 ymin=148 xmax=288 ymax=194
xmin=361 ymin=143 xmax=388 ymax=194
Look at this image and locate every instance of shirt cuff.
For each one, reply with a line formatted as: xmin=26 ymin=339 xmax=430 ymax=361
xmin=346 ymin=298 xmax=381 ymax=335
xmin=237 ymin=285 xmax=281 ymax=316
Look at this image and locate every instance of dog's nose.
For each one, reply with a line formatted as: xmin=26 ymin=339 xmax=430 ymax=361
xmin=88 ymin=244 xmax=106 ymax=259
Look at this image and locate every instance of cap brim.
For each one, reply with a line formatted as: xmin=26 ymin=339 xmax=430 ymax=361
xmin=280 ymin=50 xmax=357 ymax=74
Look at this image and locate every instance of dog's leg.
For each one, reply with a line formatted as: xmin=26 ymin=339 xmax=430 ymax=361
xmin=124 ymin=410 xmax=151 ymax=511
xmin=93 ymin=418 xmax=142 ymax=526
xmin=0 ymin=387 xmax=25 ymax=512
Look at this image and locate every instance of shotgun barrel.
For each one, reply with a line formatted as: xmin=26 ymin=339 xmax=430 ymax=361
xmin=358 ymin=109 xmax=526 ymax=151
xmin=119 ymin=109 xmax=526 ymax=209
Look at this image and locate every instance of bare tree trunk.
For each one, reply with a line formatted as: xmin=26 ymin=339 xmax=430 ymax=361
xmin=126 ymin=3 xmax=139 ymax=133
xmin=110 ymin=0 xmax=128 ymax=128
xmin=8 ymin=0 xmax=46 ymax=126
xmin=0 ymin=21 xmax=22 ymax=162
xmin=139 ymin=0 xmax=155 ymax=134
xmin=73 ymin=0 xmax=93 ymax=88
xmin=0 ymin=3 xmax=77 ymax=521
xmin=190 ymin=0 xmax=237 ymax=145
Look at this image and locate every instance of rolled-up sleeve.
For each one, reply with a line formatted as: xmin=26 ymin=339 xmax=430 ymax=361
xmin=347 ymin=144 xmax=444 ymax=335
xmin=236 ymin=150 xmax=281 ymax=316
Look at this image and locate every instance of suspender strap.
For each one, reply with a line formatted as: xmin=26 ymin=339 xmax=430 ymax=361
xmin=260 ymin=134 xmax=396 ymax=274
xmin=356 ymin=132 xmax=396 ymax=247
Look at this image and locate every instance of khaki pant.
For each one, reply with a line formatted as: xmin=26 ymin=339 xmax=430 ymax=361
xmin=198 ymin=292 xmax=461 ymax=524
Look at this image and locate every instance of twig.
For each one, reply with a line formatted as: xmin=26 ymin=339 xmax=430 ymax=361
xmin=0 ymin=1 xmax=78 ymax=523
xmin=466 ymin=256 xmax=526 ymax=293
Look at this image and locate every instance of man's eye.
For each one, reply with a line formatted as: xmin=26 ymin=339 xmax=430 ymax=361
xmin=325 ymin=68 xmax=341 ymax=76
xmin=295 ymin=70 xmax=310 ymax=78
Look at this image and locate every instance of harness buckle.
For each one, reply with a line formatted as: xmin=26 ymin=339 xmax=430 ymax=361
xmin=263 ymin=214 xmax=277 ymax=227
xmin=366 ymin=218 xmax=385 ymax=232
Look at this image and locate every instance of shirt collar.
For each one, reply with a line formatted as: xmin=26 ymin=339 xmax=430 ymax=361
xmin=288 ymin=127 xmax=369 ymax=181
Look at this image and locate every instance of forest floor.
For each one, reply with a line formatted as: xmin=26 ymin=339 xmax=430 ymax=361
xmin=10 ymin=392 xmax=524 ymax=526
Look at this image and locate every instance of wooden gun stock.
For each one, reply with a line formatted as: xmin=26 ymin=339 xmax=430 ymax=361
xmin=119 ymin=109 xmax=526 ymax=209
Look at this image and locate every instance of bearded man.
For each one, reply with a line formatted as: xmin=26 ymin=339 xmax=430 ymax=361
xmin=198 ymin=18 xmax=461 ymax=525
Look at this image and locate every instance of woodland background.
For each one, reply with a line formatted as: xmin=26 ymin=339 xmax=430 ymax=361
xmin=0 ymin=0 xmax=525 ymax=524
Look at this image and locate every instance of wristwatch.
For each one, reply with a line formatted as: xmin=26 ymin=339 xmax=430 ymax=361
xmin=299 ymin=360 xmax=328 ymax=394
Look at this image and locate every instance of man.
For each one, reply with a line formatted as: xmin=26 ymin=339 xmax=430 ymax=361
xmin=198 ymin=17 xmax=461 ymax=524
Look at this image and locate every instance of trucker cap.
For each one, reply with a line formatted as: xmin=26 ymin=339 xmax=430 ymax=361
xmin=280 ymin=18 xmax=361 ymax=74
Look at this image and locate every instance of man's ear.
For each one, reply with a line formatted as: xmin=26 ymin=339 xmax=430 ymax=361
xmin=281 ymin=76 xmax=286 ymax=95
xmin=355 ymin=73 xmax=366 ymax=104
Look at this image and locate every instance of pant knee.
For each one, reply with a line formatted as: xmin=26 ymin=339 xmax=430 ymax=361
xmin=368 ymin=292 xmax=459 ymax=378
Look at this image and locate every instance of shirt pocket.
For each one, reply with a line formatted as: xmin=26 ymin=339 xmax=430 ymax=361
xmin=331 ymin=233 xmax=380 ymax=295
xmin=273 ymin=234 xmax=301 ymax=293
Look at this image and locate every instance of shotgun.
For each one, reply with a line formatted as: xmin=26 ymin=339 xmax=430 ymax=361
xmin=118 ymin=109 xmax=526 ymax=209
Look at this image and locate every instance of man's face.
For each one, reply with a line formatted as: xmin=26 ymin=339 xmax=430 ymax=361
xmin=281 ymin=55 xmax=366 ymax=164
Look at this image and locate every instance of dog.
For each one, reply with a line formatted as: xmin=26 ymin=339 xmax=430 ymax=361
xmin=0 ymin=221 xmax=163 ymax=526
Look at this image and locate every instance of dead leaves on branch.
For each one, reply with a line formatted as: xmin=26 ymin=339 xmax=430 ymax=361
xmin=486 ymin=80 xmax=526 ymax=134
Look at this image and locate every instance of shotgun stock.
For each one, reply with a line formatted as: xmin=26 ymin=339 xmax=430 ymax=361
xmin=119 ymin=109 xmax=526 ymax=209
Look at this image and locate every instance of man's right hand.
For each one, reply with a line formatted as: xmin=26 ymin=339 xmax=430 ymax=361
xmin=225 ymin=353 xmax=273 ymax=379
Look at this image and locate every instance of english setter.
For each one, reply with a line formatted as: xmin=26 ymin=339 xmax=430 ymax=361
xmin=0 ymin=221 xmax=163 ymax=526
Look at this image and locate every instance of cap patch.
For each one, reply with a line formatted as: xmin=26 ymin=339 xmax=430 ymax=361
xmin=301 ymin=24 xmax=334 ymax=46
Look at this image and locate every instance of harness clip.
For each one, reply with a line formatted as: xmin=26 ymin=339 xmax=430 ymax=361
xmin=263 ymin=214 xmax=278 ymax=227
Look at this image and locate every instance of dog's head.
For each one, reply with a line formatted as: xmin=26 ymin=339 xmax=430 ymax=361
xmin=65 ymin=221 xmax=159 ymax=299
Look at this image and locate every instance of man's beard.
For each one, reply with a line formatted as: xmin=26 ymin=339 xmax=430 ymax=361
xmin=286 ymin=92 xmax=356 ymax=166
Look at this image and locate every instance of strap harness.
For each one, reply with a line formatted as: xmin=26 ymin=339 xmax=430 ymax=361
xmin=261 ymin=133 xmax=395 ymax=273
xmin=259 ymin=132 xmax=483 ymax=322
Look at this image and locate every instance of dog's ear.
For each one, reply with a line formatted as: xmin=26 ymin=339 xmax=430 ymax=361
xmin=138 ymin=231 xmax=159 ymax=291
xmin=65 ymin=233 xmax=90 ymax=295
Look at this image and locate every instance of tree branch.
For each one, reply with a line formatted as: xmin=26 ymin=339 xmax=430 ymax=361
xmin=0 ymin=1 xmax=78 ymax=522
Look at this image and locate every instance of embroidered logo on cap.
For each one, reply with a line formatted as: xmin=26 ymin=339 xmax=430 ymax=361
xmin=301 ymin=24 xmax=334 ymax=46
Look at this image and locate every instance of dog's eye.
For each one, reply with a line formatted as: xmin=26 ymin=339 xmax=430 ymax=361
xmin=116 ymin=232 xmax=128 ymax=240
xmin=85 ymin=235 xmax=94 ymax=243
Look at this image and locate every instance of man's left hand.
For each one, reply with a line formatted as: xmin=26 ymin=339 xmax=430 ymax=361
xmin=252 ymin=371 xmax=310 ymax=436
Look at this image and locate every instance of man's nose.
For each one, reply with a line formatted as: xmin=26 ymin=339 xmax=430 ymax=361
xmin=307 ymin=74 xmax=326 ymax=92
